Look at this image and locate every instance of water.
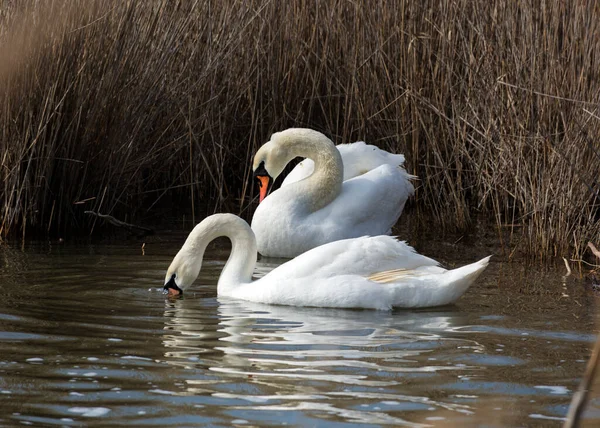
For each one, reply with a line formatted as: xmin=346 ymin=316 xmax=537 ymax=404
xmin=0 ymin=237 xmax=598 ymax=427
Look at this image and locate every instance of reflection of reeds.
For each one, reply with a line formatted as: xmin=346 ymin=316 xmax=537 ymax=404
xmin=0 ymin=0 xmax=599 ymax=257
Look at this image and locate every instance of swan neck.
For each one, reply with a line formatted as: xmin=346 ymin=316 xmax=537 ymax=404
xmin=218 ymin=222 xmax=257 ymax=291
xmin=288 ymin=132 xmax=343 ymax=212
xmin=186 ymin=216 xmax=257 ymax=293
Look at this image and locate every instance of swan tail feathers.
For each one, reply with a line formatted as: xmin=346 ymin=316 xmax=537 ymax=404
xmin=443 ymin=256 xmax=491 ymax=288
xmin=425 ymin=255 xmax=491 ymax=306
xmin=386 ymin=256 xmax=491 ymax=308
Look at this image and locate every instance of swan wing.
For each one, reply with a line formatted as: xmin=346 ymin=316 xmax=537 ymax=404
xmin=311 ymin=163 xmax=414 ymax=238
xmin=337 ymin=141 xmax=408 ymax=180
xmin=257 ymin=235 xmax=438 ymax=283
xmin=230 ymin=256 xmax=491 ymax=310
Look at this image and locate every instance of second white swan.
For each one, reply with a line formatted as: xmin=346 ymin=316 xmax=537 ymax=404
xmin=251 ymin=128 xmax=415 ymax=258
xmin=164 ymin=214 xmax=491 ymax=310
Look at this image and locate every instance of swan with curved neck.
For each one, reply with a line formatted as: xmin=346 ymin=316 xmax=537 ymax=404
xmin=164 ymin=213 xmax=491 ymax=310
xmin=253 ymin=128 xmax=343 ymax=210
xmin=251 ymin=128 xmax=415 ymax=258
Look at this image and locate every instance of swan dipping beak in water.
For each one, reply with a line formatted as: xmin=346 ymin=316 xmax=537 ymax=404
xmin=163 ymin=274 xmax=183 ymax=296
xmin=163 ymin=213 xmax=491 ymax=310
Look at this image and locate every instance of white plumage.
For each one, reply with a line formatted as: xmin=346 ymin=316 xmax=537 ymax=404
xmin=251 ymin=129 xmax=415 ymax=258
xmin=164 ymin=214 xmax=491 ymax=310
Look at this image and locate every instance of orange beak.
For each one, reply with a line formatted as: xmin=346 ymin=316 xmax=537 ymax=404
xmin=256 ymin=175 xmax=271 ymax=202
xmin=167 ymin=287 xmax=181 ymax=297
xmin=163 ymin=275 xmax=183 ymax=296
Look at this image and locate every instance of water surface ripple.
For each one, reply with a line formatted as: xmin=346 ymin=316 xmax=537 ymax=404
xmin=0 ymin=241 xmax=598 ymax=426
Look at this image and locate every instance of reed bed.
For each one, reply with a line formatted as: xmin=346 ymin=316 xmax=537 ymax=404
xmin=0 ymin=0 xmax=599 ymax=258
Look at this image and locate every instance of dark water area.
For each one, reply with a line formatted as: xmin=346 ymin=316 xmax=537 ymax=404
xmin=0 ymin=230 xmax=599 ymax=427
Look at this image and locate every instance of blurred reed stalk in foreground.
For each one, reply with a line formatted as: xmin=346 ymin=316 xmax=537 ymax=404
xmin=0 ymin=0 xmax=599 ymax=258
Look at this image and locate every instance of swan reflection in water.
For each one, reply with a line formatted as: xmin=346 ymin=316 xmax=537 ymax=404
xmin=160 ymin=294 xmax=483 ymax=425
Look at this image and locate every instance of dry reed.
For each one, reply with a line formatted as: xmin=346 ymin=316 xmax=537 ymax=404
xmin=0 ymin=0 xmax=599 ymax=258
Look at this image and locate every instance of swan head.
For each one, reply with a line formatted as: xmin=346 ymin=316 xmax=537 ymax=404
xmin=253 ymin=128 xmax=337 ymax=202
xmin=252 ymin=138 xmax=291 ymax=202
xmin=163 ymin=250 xmax=201 ymax=296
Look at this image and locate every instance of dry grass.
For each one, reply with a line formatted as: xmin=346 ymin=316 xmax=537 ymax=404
xmin=0 ymin=0 xmax=599 ymax=258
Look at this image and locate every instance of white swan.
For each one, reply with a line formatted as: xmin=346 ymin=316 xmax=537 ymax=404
xmin=164 ymin=214 xmax=491 ymax=310
xmin=251 ymin=128 xmax=415 ymax=258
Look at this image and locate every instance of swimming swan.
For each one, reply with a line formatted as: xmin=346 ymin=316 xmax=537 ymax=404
xmin=164 ymin=214 xmax=491 ymax=310
xmin=251 ymin=128 xmax=415 ymax=258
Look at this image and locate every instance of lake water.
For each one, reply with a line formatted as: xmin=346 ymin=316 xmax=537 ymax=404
xmin=0 ymin=234 xmax=599 ymax=427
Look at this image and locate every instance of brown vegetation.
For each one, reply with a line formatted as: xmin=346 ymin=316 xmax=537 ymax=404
xmin=0 ymin=0 xmax=599 ymax=258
